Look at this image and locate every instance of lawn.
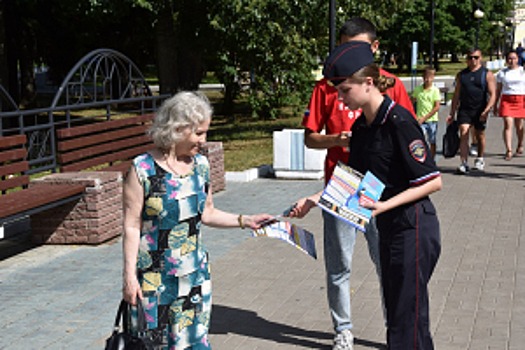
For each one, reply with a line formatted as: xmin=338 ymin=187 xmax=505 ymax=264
xmin=205 ymin=59 xmax=473 ymax=172
xmin=205 ymin=95 xmax=303 ymax=171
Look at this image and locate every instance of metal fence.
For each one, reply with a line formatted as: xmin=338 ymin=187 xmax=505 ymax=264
xmin=0 ymin=48 xmax=170 ymax=175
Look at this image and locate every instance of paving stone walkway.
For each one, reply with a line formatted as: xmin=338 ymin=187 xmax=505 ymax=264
xmin=0 ymin=108 xmax=524 ymax=349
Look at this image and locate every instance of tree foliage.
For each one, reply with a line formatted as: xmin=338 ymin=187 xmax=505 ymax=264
xmin=0 ymin=0 xmax=517 ymax=114
xmin=208 ymin=0 xmax=323 ymax=118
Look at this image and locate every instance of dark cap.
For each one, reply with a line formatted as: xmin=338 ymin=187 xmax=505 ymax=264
xmin=323 ymin=41 xmax=374 ymax=86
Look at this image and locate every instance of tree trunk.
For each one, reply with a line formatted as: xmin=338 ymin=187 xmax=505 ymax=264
xmin=4 ymin=0 xmax=19 ymax=103
xmin=155 ymin=0 xmax=178 ymax=95
xmin=177 ymin=48 xmax=203 ymax=90
xmin=18 ymin=26 xmax=36 ymax=107
xmin=0 ymin=2 xmax=9 ymax=88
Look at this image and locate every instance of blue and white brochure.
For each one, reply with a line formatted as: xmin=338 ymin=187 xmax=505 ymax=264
xmin=318 ymin=162 xmax=385 ymax=232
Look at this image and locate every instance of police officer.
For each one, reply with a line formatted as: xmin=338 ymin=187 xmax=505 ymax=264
xmin=317 ymin=41 xmax=442 ymax=349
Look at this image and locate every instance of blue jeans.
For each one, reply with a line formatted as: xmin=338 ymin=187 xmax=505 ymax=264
xmin=323 ymin=211 xmax=381 ymax=332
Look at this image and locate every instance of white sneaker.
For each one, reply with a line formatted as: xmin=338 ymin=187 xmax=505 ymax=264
xmin=456 ymin=162 xmax=469 ymax=174
xmin=470 ymin=144 xmax=478 ymax=156
xmin=474 ymin=157 xmax=485 ymax=171
xmin=333 ymin=329 xmax=354 ymax=350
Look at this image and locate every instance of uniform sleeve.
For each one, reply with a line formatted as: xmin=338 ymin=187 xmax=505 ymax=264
xmin=302 ymin=80 xmax=329 ymax=132
xmin=391 ymin=113 xmax=441 ymax=186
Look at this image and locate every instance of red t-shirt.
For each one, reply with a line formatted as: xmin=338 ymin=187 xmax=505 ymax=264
xmin=302 ymin=69 xmax=415 ymax=183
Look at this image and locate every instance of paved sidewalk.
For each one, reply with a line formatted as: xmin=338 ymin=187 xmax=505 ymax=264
xmin=1 ymin=109 xmax=524 ymax=349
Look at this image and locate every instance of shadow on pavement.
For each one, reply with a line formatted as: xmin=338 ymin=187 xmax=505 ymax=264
xmin=0 ymin=220 xmax=40 ymax=261
xmin=210 ymin=304 xmax=332 ymax=349
xmin=210 ymin=304 xmax=387 ymax=349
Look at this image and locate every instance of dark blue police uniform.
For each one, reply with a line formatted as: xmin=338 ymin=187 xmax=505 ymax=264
xmin=349 ymin=95 xmax=441 ymax=350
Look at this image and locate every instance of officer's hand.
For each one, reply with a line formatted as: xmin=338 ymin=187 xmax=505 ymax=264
xmin=361 ymin=200 xmax=387 ymax=217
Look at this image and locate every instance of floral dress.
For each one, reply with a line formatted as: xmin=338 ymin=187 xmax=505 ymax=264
xmin=130 ymin=152 xmax=212 ymax=350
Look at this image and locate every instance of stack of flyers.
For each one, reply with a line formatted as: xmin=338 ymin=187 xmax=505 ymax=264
xmin=318 ymin=162 xmax=385 ymax=232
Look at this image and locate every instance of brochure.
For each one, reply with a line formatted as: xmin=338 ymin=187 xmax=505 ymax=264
xmin=317 ymin=162 xmax=385 ymax=232
xmin=252 ymin=219 xmax=317 ymax=259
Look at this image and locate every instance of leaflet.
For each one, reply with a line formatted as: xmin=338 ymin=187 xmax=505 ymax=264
xmin=252 ymin=219 xmax=317 ymax=259
xmin=317 ymin=162 xmax=385 ymax=232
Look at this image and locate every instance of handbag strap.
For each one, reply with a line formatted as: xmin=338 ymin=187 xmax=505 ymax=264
xmin=113 ymin=299 xmax=149 ymax=333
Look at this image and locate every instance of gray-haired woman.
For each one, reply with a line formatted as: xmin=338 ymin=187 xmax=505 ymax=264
xmin=122 ymin=91 xmax=272 ymax=349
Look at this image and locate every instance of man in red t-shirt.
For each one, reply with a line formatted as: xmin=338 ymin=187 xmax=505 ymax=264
xmin=300 ymin=17 xmax=414 ymax=350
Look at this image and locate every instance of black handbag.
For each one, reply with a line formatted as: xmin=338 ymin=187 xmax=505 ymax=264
xmin=442 ymin=120 xmax=460 ymax=158
xmin=105 ymin=299 xmax=154 ymax=350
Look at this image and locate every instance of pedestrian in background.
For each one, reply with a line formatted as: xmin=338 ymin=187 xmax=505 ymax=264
xmin=412 ymin=67 xmax=441 ymax=158
xmin=516 ymin=43 xmax=524 ymax=66
xmin=494 ymin=50 xmax=525 ymax=160
xmin=447 ymin=48 xmax=496 ymax=174
xmin=122 ymin=91 xmax=271 ymax=349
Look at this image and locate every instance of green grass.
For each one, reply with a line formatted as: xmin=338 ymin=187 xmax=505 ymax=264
xmin=207 ymin=108 xmax=303 ymax=171
xmin=206 ymin=60 xmax=473 ymax=172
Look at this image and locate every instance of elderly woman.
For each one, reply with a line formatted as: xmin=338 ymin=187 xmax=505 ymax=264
xmin=122 ymin=91 xmax=271 ymax=349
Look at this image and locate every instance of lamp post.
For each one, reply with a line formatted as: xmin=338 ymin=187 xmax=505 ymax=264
xmin=474 ymin=8 xmax=485 ymax=48
xmin=429 ymin=0 xmax=435 ymax=68
xmin=329 ymin=0 xmax=336 ymax=53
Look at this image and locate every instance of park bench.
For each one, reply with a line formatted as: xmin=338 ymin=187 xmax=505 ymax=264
xmin=0 ymin=134 xmax=85 ymax=227
xmin=56 ymin=113 xmax=226 ymax=192
xmin=56 ymin=114 xmax=155 ymax=175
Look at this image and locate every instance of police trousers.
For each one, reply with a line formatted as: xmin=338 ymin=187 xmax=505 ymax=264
xmin=377 ymin=197 xmax=441 ymax=350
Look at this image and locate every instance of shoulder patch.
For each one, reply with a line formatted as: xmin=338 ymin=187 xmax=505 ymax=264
xmin=409 ymin=140 xmax=427 ymax=163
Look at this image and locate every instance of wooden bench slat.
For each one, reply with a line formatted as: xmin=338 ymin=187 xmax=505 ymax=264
xmin=56 ymin=114 xmax=155 ymax=175
xmin=0 ymin=148 xmax=26 ymax=163
xmin=0 ymin=184 xmax=86 ymax=219
xmin=60 ymin=144 xmax=153 ymax=172
xmin=104 ymin=161 xmax=132 ymax=174
xmin=0 ymin=134 xmax=26 ymax=148
xmin=57 ymin=125 xmax=149 ymax=152
xmin=56 ymin=114 xmax=154 ymax=138
xmin=0 ymin=175 xmax=30 ymax=192
xmin=0 ymin=161 xmax=29 ymax=178
xmin=58 ymin=135 xmax=151 ymax=164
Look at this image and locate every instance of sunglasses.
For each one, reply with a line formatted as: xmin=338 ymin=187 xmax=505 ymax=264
xmin=467 ymin=55 xmax=480 ymax=60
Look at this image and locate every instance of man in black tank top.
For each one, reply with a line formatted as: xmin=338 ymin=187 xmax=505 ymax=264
xmin=447 ymin=48 xmax=496 ymax=174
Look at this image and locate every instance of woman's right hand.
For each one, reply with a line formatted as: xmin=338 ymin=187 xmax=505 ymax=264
xmin=123 ymin=275 xmax=143 ymax=306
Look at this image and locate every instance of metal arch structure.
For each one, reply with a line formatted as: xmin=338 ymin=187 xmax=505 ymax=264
xmin=51 ymin=48 xmax=153 ymax=110
xmin=0 ymin=48 xmax=168 ymax=175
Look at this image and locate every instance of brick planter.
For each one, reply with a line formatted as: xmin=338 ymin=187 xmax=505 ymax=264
xmin=200 ymin=142 xmax=226 ymax=193
xmin=30 ymin=172 xmax=123 ymax=244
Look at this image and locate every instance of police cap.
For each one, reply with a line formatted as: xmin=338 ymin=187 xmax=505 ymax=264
xmin=323 ymin=41 xmax=374 ymax=86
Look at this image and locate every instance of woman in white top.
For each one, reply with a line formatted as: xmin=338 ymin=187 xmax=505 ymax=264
xmin=495 ymin=50 xmax=525 ymax=160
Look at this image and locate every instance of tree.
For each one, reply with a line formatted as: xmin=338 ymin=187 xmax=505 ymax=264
xmin=208 ymin=0 xmax=323 ymax=118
